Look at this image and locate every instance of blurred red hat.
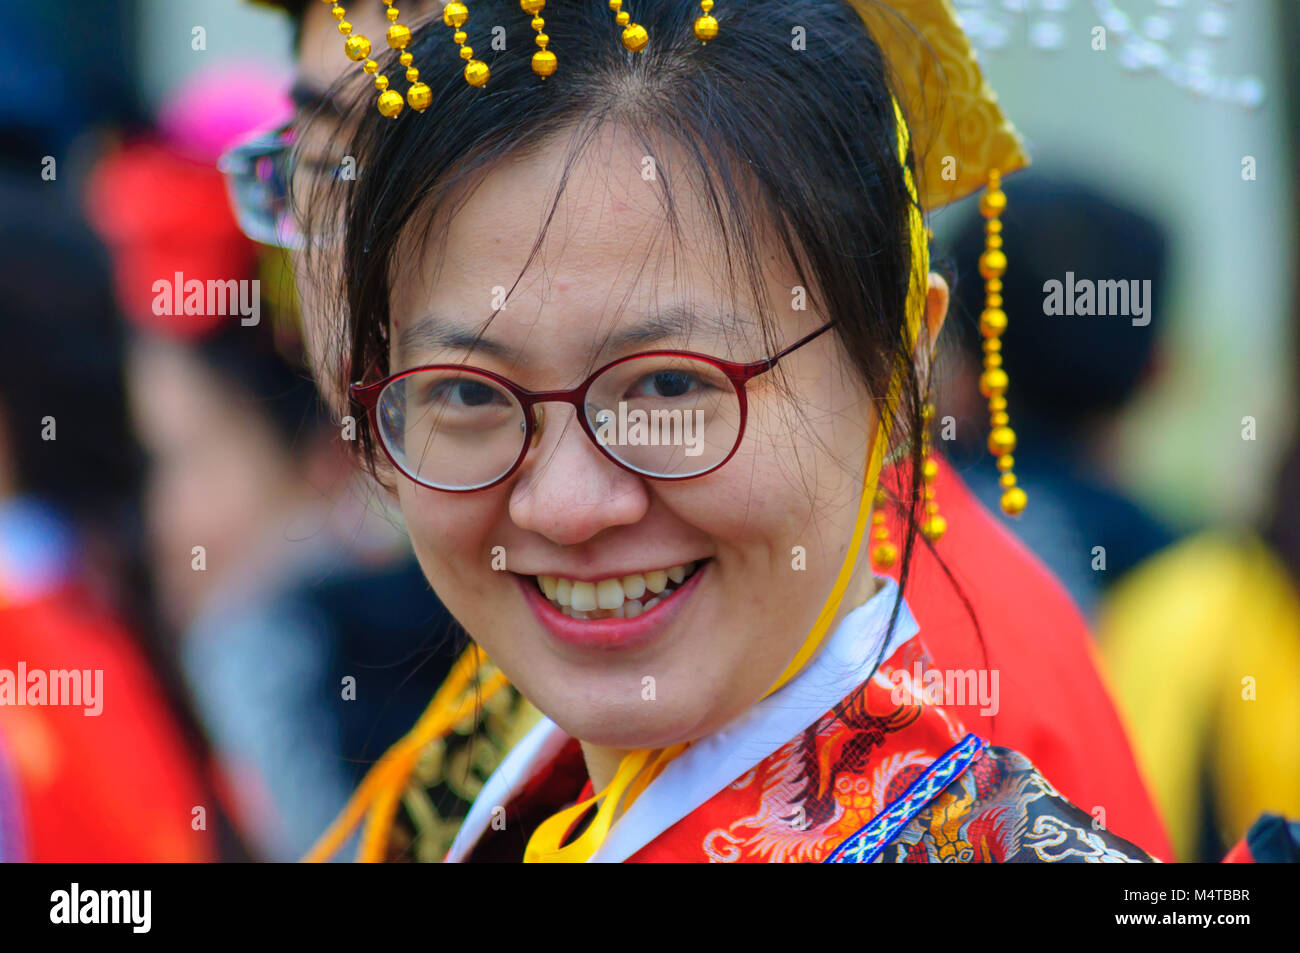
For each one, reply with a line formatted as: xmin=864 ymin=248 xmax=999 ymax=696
xmin=85 ymin=63 xmax=291 ymax=339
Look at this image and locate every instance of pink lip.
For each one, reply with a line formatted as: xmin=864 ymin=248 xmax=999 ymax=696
xmin=515 ymin=561 xmax=709 ymax=652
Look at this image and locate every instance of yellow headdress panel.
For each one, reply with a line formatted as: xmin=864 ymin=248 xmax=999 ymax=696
xmin=847 ymin=0 xmax=1029 ymax=209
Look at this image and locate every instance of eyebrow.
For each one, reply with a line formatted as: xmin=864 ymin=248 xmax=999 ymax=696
xmin=395 ymin=307 xmax=750 ymax=365
xmin=290 ymin=78 xmax=341 ymax=117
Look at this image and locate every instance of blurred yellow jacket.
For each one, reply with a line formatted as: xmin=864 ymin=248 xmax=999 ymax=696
xmin=1098 ymin=532 xmax=1300 ymax=861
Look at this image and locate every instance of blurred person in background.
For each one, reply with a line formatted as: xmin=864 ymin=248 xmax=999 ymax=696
xmin=0 ymin=173 xmax=234 ymax=861
xmin=1096 ymin=29 xmax=1300 ymax=861
xmin=938 ymin=171 xmax=1299 ymax=862
xmin=941 ymin=173 xmax=1178 ymax=619
xmin=85 ymin=64 xmax=466 ymax=861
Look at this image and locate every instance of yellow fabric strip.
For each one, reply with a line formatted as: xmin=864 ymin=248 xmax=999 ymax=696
xmin=302 ymin=645 xmax=509 ymax=862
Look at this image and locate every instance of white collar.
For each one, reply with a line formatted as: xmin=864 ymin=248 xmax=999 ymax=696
xmin=445 ymin=575 xmax=917 ymax=863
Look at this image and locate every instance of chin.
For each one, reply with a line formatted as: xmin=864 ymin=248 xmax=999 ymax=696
xmin=535 ymin=681 xmax=720 ymax=750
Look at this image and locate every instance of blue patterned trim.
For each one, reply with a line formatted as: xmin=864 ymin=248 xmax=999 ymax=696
xmin=824 ymin=732 xmax=986 ymax=863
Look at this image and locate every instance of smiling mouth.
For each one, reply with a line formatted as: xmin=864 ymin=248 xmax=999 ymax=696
xmin=533 ymin=561 xmax=707 ymax=620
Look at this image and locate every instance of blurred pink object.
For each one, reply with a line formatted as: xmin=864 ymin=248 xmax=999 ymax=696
xmin=156 ymin=62 xmax=293 ymax=164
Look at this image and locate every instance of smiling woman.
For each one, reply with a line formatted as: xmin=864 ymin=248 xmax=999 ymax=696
xmin=292 ymin=0 xmax=1156 ymax=863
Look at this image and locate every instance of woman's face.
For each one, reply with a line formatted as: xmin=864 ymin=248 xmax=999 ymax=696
xmin=387 ymin=126 xmax=879 ymax=750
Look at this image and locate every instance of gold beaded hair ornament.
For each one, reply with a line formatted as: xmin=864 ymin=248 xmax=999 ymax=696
xmin=328 ymin=0 xmax=718 ymax=118
xmin=305 ymin=0 xmax=1028 ymax=863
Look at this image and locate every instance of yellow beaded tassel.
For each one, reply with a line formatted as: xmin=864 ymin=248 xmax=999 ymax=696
xmin=695 ymin=1 xmax=719 ymax=42
xmin=329 ymin=0 xmax=432 ymax=117
xmin=522 ymin=0 xmax=557 ymax=78
xmin=977 ymin=170 xmax=1027 ymax=516
xmin=443 ymin=1 xmax=491 ymax=87
xmin=919 ymin=402 xmax=947 ymax=541
xmin=870 ymin=489 xmax=897 ymax=571
xmin=609 ymin=1 xmax=649 ymax=51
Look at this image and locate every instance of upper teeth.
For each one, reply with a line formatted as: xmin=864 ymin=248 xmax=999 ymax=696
xmin=538 ymin=563 xmax=696 ymax=609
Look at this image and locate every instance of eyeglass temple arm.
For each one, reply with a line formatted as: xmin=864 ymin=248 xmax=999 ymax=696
xmin=738 ymin=321 xmax=836 ymax=381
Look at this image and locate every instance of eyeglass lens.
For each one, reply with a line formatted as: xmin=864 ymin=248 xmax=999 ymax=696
xmin=374 ymin=355 xmax=743 ymax=489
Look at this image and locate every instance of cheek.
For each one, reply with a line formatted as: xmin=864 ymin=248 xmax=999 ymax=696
xmin=397 ymin=483 xmax=508 ymax=605
xmin=675 ymin=398 xmax=869 ymax=565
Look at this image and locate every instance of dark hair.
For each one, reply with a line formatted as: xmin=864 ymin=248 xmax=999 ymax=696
xmin=0 ymin=175 xmax=141 ymax=515
xmin=186 ymin=316 xmax=328 ymax=451
xmin=302 ymin=0 xmax=937 ymax=653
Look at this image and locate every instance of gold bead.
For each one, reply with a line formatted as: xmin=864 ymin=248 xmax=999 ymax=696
xmin=407 ymin=81 xmax=432 ymax=111
xmin=532 ymin=49 xmax=557 ymax=77
xmin=377 ymin=88 xmax=404 ymax=117
xmin=460 ymin=45 xmax=474 ymax=60
xmin=623 ymin=23 xmax=648 ymax=50
xmin=979 ymin=307 xmax=1007 ymax=337
xmin=984 ymin=353 xmax=1002 ymax=369
xmin=332 ymin=5 xmax=345 ymax=19
xmin=532 ymin=17 xmax=545 ymax=31
xmin=454 ymin=30 xmax=467 ymax=44
xmin=695 ymin=15 xmax=718 ymax=41
xmin=405 ymin=67 xmax=419 ymax=82
xmin=988 ymin=426 xmax=1017 ymax=457
xmin=922 ymin=515 xmax=947 ymax=543
xmin=374 ymin=74 xmax=389 ymax=91
xmin=387 ymin=23 xmax=411 ymax=49
xmin=983 ymin=338 xmax=1002 ymax=354
xmin=997 ymin=454 xmax=1014 ymax=472
xmin=387 ymin=6 xmax=400 ymax=20
xmin=464 ymin=59 xmax=490 ymax=86
xmin=987 ymin=278 xmax=1003 ymax=293
xmin=616 ymin=11 xmax=631 ymax=26
xmin=443 ymin=2 xmax=468 ymax=28
xmin=979 ymin=249 xmax=1007 ymax=280
xmin=872 ymin=542 xmax=898 ymax=570
xmin=609 ymin=0 xmax=622 ymax=9
xmin=400 ymin=51 xmax=413 ymax=66
xmin=989 ymin=395 xmax=1007 ymax=412
xmin=987 ymin=235 xmax=1003 ymax=250
xmin=987 ymin=293 xmax=1003 ymax=308
xmin=979 ymin=368 xmax=1008 ymax=399
xmin=702 ymin=0 xmax=714 ymax=9
xmin=362 ymin=60 xmax=378 ymax=74
xmin=990 ymin=410 xmax=1009 ymax=427
xmin=535 ymin=31 xmax=550 ymax=47
xmin=999 ymin=472 xmax=1017 ymax=489
xmin=1001 ymin=487 xmax=1027 ymax=516
xmin=522 ymin=0 xmax=545 ymax=12
xmin=344 ymin=34 xmax=371 ymax=60
xmin=338 ymin=20 xmax=353 ymax=35
xmin=985 ymin=219 xmax=1002 ymax=234
xmin=980 ymin=189 xmax=1006 ymax=218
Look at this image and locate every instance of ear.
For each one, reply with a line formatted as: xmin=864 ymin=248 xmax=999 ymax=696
xmin=913 ymin=272 xmax=949 ymax=390
xmin=924 ymin=272 xmax=950 ymax=353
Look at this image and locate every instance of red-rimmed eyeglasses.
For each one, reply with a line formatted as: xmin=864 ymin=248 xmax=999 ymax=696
xmin=350 ymin=322 xmax=835 ymax=492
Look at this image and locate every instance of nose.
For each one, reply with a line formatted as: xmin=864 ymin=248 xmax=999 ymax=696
xmin=508 ymin=403 xmax=649 ymax=546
